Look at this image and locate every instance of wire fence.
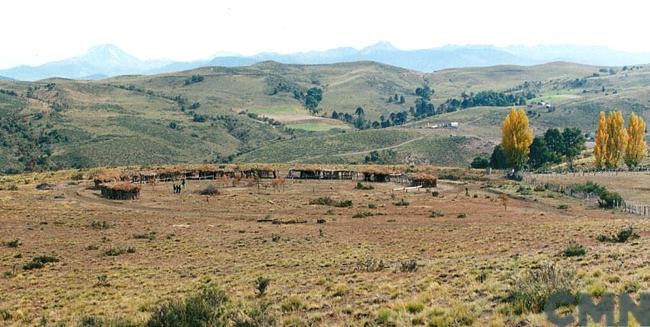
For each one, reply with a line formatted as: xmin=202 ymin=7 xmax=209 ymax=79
xmin=523 ymin=174 xmax=650 ymax=217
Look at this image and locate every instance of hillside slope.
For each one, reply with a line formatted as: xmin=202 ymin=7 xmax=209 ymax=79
xmin=1 ymin=60 xmax=649 ymax=172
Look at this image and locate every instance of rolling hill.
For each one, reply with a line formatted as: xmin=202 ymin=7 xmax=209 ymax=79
xmin=5 ymin=43 xmax=650 ymax=81
xmin=0 ymin=60 xmax=649 ymax=173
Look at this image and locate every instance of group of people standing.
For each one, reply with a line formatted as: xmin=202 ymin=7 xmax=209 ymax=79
xmin=172 ymin=179 xmax=186 ymax=194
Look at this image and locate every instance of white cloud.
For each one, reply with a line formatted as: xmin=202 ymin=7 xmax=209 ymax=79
xmin=1 ymin=0 xmax=648 ymax=68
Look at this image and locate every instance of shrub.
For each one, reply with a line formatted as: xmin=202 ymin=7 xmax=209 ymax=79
xmin=134 ymin=231 xmax=156 ymax=241
xmin=400 ymin=260 xmax=418 ymax=272
xmin=596 ymin=226 xmax=639 ymax=243
xmin=432 ymin=191 xmax=439 ymax=197
xmin=146 ymin=284 xmax=229 ymax=327
xmin=470 ymin=156 xmax=490 ymax=169
xmin=571 ymin=182 xmax=623 ymax=209
xmin=309 ymin=197 xmax=352 ymax=207
xmin=354 ymin=258 xmax=386 ymax=272
xmin=406 ymin=302 xmax=424 ymax=314
xmin=516 ymin=185 xmax=532 ymax=195
xmin=506 ymin=264 xmax=577 ymax=314
xmin=6 ymin=184 xmax=18 ymax=191
xmin=598 ymin=190 xmax=623 ymax=209
xmin=90 ymin=220 xmax=112 ymax=230
xmin=457 ymin=213 xmax=467 ymax=219
xmin=23 ymin=255 xmax=59 ymax=270
xmin=355 ymin=182 xmax=374 ymax=190
xmin=557 ymin=204 xmax=569 ymax=210
xmin=281 ymin=296 xmax=305 ymax=312
xmin=623 ymin=280 xmax=641 ymax=293
xmin=563 ymin=243 xmax=586 ymax=257
xmin=533 ymin=184 xmax=546 ymax=192
xmin=5 ymin=239 xmax=20 ymax=248
xmin=394 ymin=198 xmax=410 ymax=207
xmin=255 ymin=276 xmax=270 ymax=296
xmin=199 ymin=184 xmax=220 ymax=196
xmin=352 ymin=211 xmax=373 ymax=218
xmin=430 ymin=210 xmax=444 ymax=218
xmin=104 ymin=247 xmax=135 ymax=256
xmin=431 ymin=304 xmax=477 ymax=327
xmin=368 ymin=203 xmax=377 ymax=209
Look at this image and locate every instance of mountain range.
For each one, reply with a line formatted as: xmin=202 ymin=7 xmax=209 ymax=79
xmin=3 ymin=43 xmax=650 ymax=81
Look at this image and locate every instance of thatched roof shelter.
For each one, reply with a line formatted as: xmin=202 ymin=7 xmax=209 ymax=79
xmin=100 ymin=182 xmax=141 ymax=200
xmin=410 ymin=173 xmax=437 ymax=188
xmin=361 ymin=167 xmax=403 ymax=182
xmin=92 ymin=172 xmax=130 ymax=188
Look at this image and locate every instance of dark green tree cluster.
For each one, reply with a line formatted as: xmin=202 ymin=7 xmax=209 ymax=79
xmin=183 ymin=75 xmax=204 ymax=85
xmin=364 ymin=150 xmax=397 ymax=164
xmin=441 ymin=90 xmax=531 ymax=112
xmin=528 ymin=128 xmax=585 ymax=169
xmin=332 ymin=109 xmax=409 ymax=129
xmin=488 ymin=128 xmax=586 ymax=170
xmin=387 ymin=93 xmax=406 ymax=104
xmin=294 ymin=87 xmax=323 ymax=113
xmin=412 ymin=86 xmax=436 ymax=119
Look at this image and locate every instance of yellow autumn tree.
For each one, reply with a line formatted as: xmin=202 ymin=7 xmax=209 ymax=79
xmin=502 ymin=108 xmax=533 ymax=171
xmin=604 ymin=111 xmax=628 ymax=168
xmin=624 ymin=112 xmax=647 ymax=168
xmin=594 ymin=111 xmax=608 ymax=168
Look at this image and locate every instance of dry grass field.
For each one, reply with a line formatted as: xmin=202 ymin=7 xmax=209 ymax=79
xmin=1 ymin=168 xmax=650 ymax=326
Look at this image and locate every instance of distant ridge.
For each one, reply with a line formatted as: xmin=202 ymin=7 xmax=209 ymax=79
xmin=2 ymin=42 xmax=650 ymax=81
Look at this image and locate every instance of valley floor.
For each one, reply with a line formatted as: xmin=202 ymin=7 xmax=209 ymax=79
xmin=0 ymin=171 xmax=649 ymax=326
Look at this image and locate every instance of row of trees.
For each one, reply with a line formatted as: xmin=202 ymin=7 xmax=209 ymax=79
xmin=477 ymin=108 xmax=586 ymax=172
xmin=480 ymin=109 xmax=646 ymax=172
xmin=594 ymin=111 xmax=647 ymax=168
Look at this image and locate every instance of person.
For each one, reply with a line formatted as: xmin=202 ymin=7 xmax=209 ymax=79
xmin=181 ymin=179 xmax=186 ymax=189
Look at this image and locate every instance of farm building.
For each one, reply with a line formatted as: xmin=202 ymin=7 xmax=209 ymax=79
xmin=362 ymin=169 xmax=404 ymax=183
xmin=288 ymin=168 xmax=322 ymax=179
xmin=99 ymin=182 xmax=141 ymax=200
xmin=242 ymin=168 xmax=277 ymax=179
xmin=288 ymin=168 xmax=355 ymax=180
xmin=410 ymin=173 xmax=437 ymax=188
xmin=321 ymin=169 xmax=356 ymax=180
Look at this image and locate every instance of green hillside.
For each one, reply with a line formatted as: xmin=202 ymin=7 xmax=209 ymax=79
xmin=0 ymin=60 xmax=649 ymax=172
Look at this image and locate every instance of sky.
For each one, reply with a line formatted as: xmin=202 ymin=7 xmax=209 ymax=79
xmin=1 ymin=0 xmax=649 ymax=69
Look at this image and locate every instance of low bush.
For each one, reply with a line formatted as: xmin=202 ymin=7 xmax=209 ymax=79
xmin=457 ymin=213 xmax=467 ymax=219
xmin=355 ymin=182 xmax=374 ymax=190
xmin=255 ymin=276 xmax=270 ymax=296
xmin=596 ymin=226 xmax=639 ymax=243
xmin=506 ymin=264 xmax=577 ymax=314
xmin=104 ymin=247 xmax=135 ymax=257
xmin=146 ymin=284 xmax=229 ymax=327
xmin=90 ymin=220 xmax=112 ymax=230
xmin=394 ymin=198 xmax=410 ymax=206
xmin=309 ymin=197 xmax=352 ymax=207
xmin=5 ymin=239 xmax=20 ymax=248
xmin=570 ymin=182 xmax=623 ymax=209
xmin=199 ymin=184 xmax=220 ymax=196
xmin=563 ymin=243 xmax=586 ymax=257
xmin=354 ymin=258 xmax=386 ymax=272
xmin=400 ymin=260 xmax=418 ymax=272
xmin=352 ymin=211 xmax=374 ymax=218
xmin=23 ymin=255 xmax=59 ymax=270
xmin=430 ymin=210 xmax=444 ymax=218
xmin=133 ymin=231 xmax=156 ymax=241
